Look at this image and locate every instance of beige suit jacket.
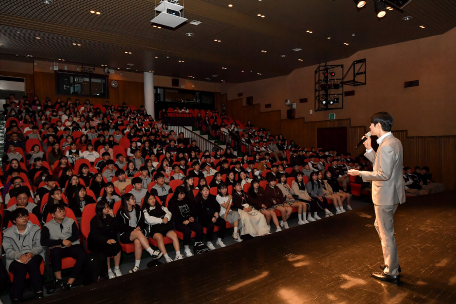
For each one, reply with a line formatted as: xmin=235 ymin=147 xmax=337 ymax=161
xmin=360 ymin=134 xmax=406 ymax=206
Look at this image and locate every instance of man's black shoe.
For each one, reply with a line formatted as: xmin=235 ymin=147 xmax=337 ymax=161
xmin=371 ymin=272 xmax=400 ymax=284
xmin=380 ymin=264 xmax=401 ymax=273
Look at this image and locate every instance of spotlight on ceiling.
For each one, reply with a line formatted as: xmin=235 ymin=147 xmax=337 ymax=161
xmin=354 ymin=0 xmax=366 ymax=8
xmin=375 ymin=0 xmax=387 ymax=18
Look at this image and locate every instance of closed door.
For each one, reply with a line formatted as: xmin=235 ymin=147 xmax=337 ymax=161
xmin=317 ymin=127 xmax=347 ymax=153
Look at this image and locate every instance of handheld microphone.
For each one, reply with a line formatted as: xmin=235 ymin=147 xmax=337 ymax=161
xmin=355 ymin=132 xmax=371 ymax=149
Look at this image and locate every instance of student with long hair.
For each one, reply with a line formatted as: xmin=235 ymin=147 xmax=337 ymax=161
xmin=97 ymin=182 xmax=122 ymax=208
xmin=194 ymin=186 xmax=226 ymax=250
xmin=78 ymin=164 xmax=94 ymax=187
xmin=318 ymin=171 xmax=345 ymax=214
xmin=247 ymin=180 xmax=282 ymax=232
xmin=69 ymin=185 xmax=96 ymax=217
xmin=65 ymin=175 xmax=81 ymax=202
xmin=116 ymin=193 xmax=161 ymax=273
xmin=53 ymin=156 xmax=71 ymax=176
xmin=291 ymin=172 xmax=317 ymax=222
xmin=216 ymin=184 xmax=242 ymax=242
xmin=89 ymin=173 xmax=106 ymax=198
xmin=168 ymin=186 xmax=204 ymax=257
xmin=276 ymin=174 xmax=309 ymax=225
xmin=88 ymin=200 xmax=122 ymax=279
xmin=182 ymin=176 xmax=195 ymax=202
xmin=306 ymin=172 xmax=334 ymax=219
xmin=141 ymin=195 xmax=183 ymax=263
xmin=125 ymin=161 xmax=138 ymax=179
xmin=41 ymin=188 xmax=66 ymax=224
xmin=263 ymin=176 xmax=291 ymax=229
xmin=324 ymin=170 xmax=352 ymax=211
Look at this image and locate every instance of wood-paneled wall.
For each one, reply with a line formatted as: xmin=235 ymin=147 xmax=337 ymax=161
xmin=33 ymin=72 xmax=145 ymax=108
xmin=226 ymin=98 xmax=455 ymax=190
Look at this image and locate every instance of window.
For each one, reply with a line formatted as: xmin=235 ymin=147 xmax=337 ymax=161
xmin=56 ymin=71 xmax=108 ymax=98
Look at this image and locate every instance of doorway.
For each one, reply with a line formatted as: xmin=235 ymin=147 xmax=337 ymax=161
xmin=317 ymin=127 xmax=347 ymax=153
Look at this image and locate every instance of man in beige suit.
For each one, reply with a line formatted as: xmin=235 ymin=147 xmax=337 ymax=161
xmin=348 ymin=112 xmax=405 ymax=284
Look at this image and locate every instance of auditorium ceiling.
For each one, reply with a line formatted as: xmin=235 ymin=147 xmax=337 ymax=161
xmin=1 ymin=0 xmax=456 ymax=83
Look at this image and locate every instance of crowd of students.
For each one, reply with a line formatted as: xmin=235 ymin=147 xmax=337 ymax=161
xmin=0 ymin=95 xmax=445 ymax=302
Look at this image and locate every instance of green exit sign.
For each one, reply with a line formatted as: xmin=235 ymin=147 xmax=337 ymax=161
xmin=329 ymin=113 xmax=336 ymax=120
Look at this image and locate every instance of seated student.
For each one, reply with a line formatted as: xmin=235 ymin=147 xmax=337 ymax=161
xmin=402 ymin=167 xmax=429 ymax=196
xmin=231 ymin=161 xmax=244 ymax=177
xmin=187 ymin=162 xmax=205 ymax=179
xmin=97 ymin=182 xmax=122 ymax=208
xmin=125 ymin=161 xmax=138 ymax=178
xmin=88 ymin=200 xmax=123 ymax=279
xmin=201 ymin=163 xmax=217 ymax=177
xmin=28 ymin=157 xmax=49 ymax=182
xmin=3 ymin=208 xmax=45 ymax=302
xmin=26 ymin=145 xmax=45 ymax=166
xmin=100 ymin=143 xmax=114 ymax=159
xmin=41 ymin=204 xmax=87 ymax=291
xmin=141 ymin=194 xmax=183 ymax=263
xmin=324 ymin=171 xmax=352 ymax=211
xmin=81 ymin=144 xmax=100 ymax=164
xmin=113 ymin=169 xmax=131 ymax=195
xmin=239 ymin=171 xmax=253 ymax=188
xmin=52 ymin=156 xmax=72 ymax=177
xmin=328 ymin=159 xmax=349 ymax=192
xmin=265 ymin=165 xmax=279 ymax=181
xmin=306 ymin=172 xmax=334 ymax=219
xmin=129 ymin=177 xmax=148 ymax=205
xmin=89 ymin=173 xmax=107 ymax=198
xmin=3 ymin=188 xmax=41 ymax=230
xmin=247 ymin=180 xmax=282 ymax=232
xmin=291 ymin=172 xmax=317 ymax=222
xmin=5 ymin=144 xmax=24 ymax=164
xmin=66 ymin=143 xmax=82 ymax=165
xmin=288 ymin=164 xmax=302 ymax=179
xmin=150 ymin=173 xmax=173 ymax=204
xmin=215 ymin=184 xmax=242 ymax=242
xmin=276 ymin=174 xmax=309 ymax=225
xmin=41 ymin=188 xmax=67 ymax=224
xmin=218 ymin=160 xmax=231 ymax=176
xmin=95 ymin=152 xmax=111 ymax=172
xmin=170 ymin=164 xmax=185 ymax=181
xmin=102 ymin=160 xmax=117 ymax=182
xmin=116 ymin=193 xmax=161 ymax=273
xmin=115 ymin=154 xmax=127 ymax=170
xmin=78 ymin=164 xmax=94 ymax=188
xmin=168 ymin=186 xmax=205 ymax=257
xmin=131 ymin=150 xmax=145 ymax=171
xmin=194 ymin=186 xmax=226 ymax=250
xmin=139 ymin=165 xmax=152 ymax=190
xmin=69 ymin=185 xmax=97 ymax=217
xmin=209 ymin=172 xmax=224 ymax=188
xmin=302 ymin=162 xmax=313 ymax=179
xmin=36 ymin=175 xmax=57 ymax=201
xmin=225 ymin=171 xmax=236 ymax=187
xmin=421 ymin=166 xmax=445 ymax=193
xmin=231 ymin=181 xmax=270 ymax=237
xmin=319 ymin=171 xmax=345 ymax=214
xmin=263 ymin=176 xmax=291 ymax=229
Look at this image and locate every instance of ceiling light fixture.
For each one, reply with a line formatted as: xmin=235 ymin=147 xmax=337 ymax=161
xmin=298 ymin=59 xmax=303 ymax=61
xmin=257 ymin=14 xmax=261 ymax=16
xmin=35 ymin=37 xmax=41 ymax=39
xmin=190 ymin=20 xmax=201 ymax=25
xmin=155 ymin=56 xmax=158 ymax=58
xmin=222 ymin=67 xmax=227 ymax=70
xmin=241 ymin=70 xmax=244 ymax=72
xmin=261 ymin=50 xmax=267 ymax=53
xmin=125 ymin=51 xmax=132 ymax=54
xmin=344 ymin=42 xmax=349 ymax=45
xmin=90 ymin=10 xmax=95 ymax=13
xmin=186 ymin=33 xmax=194 ymax=36
xmin=419 ymin=25 xmax=425 ymax=28
xmin=77 ymin=44 xmax=81 ymax=46
xmin=327 ymin=37 xmax=331 ymax=39
xmin=43 ymin=0 xmax=52 ymax=4
xmin=375 ymin=0 xmax=387 ymax=18
xmin=402 ymin=16 xmax=412 ymax=21
xmin=261 ymin=15 xmax=265 ymax=18
xmin=353 ymin=0 xmax=366 ymax=8
xmin=228 ymin=4 xmax=233 ymax=7
xmin=306 ymin=30 xmax=313 ymax=33
xmin=96 ymin=11 xmax=101 ymax=15
xmin=293 ymin=48 xmax=302 ymax=52
xmin=281 ymin=55 xmax=286 ymax=57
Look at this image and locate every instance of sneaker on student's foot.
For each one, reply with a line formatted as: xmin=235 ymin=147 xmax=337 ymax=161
xmin=276 ymin=226 xmax=282 ymax=232
xmin=232 ymin=232 xmax=243 ymax=242
xmin=108 ymin=269 xmax=116 ymax=279
xmin=340 ymin=208 xmax=346 ymax=213
xmin=307 ymin=215 xmax=316 ymax=222
xmin=298 ymin=220 xmax=305 ymax=225
xmin=314 ymin=213 xmax=322 ymax=220
xmin=114 ymin=268 xmax=122 ymax=277
xmin=165 ymin=256 xmax=173 ymax=263
xmin=336 ymin=210 xmax=342 ymax=215
xmin=175 ymin=253 xmax=184 ymax=261
xmin=129 ymin=266 xmax=139 ymax=274
xmin=216 ymin=239 xmax=226 ymax=247
xmin=346 ymin=205 xmax=353 ymax=211
xmin=206 ymin=242 xmax=216 ymax=250
xmin=151 ymin=250 xmax=163 ymax=260
xmin=279 ymin=220 xmax=284 ymax=227
xmin=184 ymin=248 xmax=193 ymax=257
xmin=283 ymin=222 xmax=289 ymax=229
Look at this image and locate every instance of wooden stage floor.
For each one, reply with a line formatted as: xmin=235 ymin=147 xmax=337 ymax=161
xmin=42 ymin=191 xmax=456 ymax=304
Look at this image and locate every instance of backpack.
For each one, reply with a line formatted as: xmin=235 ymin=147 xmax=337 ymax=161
xmin=193 ymin=241 xmax=210 ymax=255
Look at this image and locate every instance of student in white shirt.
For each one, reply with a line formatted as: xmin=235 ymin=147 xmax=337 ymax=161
xmin=215 ymin=184 xmax=242 ymax=242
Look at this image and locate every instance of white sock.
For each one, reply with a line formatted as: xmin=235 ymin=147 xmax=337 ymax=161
xmin=336 ymin=206 xmax=341 ymax=211
xmin=207 ymin=241 xmax=213 ymax=245
xmin=108 ymin=268 xmax=112 ymax=272
xmin=164 ymin=253 xmax=170 ymax=259
xmin=176 ymin=251 xmax=181 ymax=255
xmin=134 ymin=260 xmax=140 ymax=268
xmin=217 ymin=238 xmax=222 ymax=242
xmin=298 ymin=214 xmax=302 ymax=221
xmin=114 ymin=266 xmax=120 ymax=271
xmin=184 ymin=245 xmax=190 ymax=251
xmin=146 ymin=247 xmax=154 ymax=256
xmin=234 ymin=227 xmax=238 ymax=233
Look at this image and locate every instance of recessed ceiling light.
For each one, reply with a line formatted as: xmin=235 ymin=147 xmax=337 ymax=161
xmin=43 ymin=0 xmax=52 ymax=4
xmin=26 ymin=55 xmax=33 ymax=57
xmin=241 ymin=70 xmax=244 ymax=72
xmin=35 ymin=37 xmax=41 ymax=39
xmin=419 ymin=25 xmax=425 ymax=28
xmin=257 ymin=14 xmax=262 ymax=16
xmin=157 ymin=26 xmax=161 ymax=29
xmin=292 ymin=48 xmax=302 ymax=52
xmin=402 ymin=16 xmax=412 ymax=21
xmin=221 ymin=80 xmax=225 ymax=82
xmin=222 ymin=67 xmax=227 ymax=70
xmin=281 ymin=55 xmax=286 ymax=57
xmin=257 ymin=73 xmax=262 ymax=75
xmin=90 ymin=10 xmax=95 ymax=14
xmin=261 ymin=50 xmax=267 ymax=53
xmin=190 ymin=20 xmax=202 ymax=25
xmin=125 ymin=51 xmax=132 ymax=54
xmin=78 ymin=44 xmax=81 ymax=46
xmin=261 ymin=15 xmax=265 ymax=18
xmin=96 ymin=11 xmax=101 ymax=15
xmin=298 ymin=59 xmax=303 ymax=61
xmin=306 ymin=30 xmax=312 ymax=33
xmin=327 ymin=37 xmax=331 ymax=39
xmin=228 ymin=4 xmax=233 ymax=7
xmin=72 ymin=43 xmax=76 ymax=45
xmin=127 ymin=63 xmax=134 ymax=66
xmin=344 ymin=42 xmax=349 ymax=45
xmin=186 ymin=33 xmax=194 ymax=36
xmin=386 ymin=6 xmax=394 ymax=10
xmin=126 ymin=68 xmax=131 ymax=70
xmin=155 ymin=56 xmax=158 ymax=59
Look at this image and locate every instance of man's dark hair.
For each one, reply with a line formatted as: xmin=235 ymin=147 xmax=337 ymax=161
xmin=414 ymin=166 xmax=421 ymax=170
xmin=115 ymin=169 xmax=126 ymax=177
xmin=154 ymin=173 xmax=165 ymax=181
xmin=50 ymin=203 xmax=66 ymax=215
xmin=11 ymin=208 xmax=29 ymax=222
xmin=371 ymin=112 xmax=393 ymax=132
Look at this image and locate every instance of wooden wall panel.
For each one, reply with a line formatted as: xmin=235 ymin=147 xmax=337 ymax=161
xmin=226 ymin=97 xmax=455 ymax=190
xmin=33 ymin=72 xmax=144 ymax=108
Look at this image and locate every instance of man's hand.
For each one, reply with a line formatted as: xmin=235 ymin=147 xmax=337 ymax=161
xmin=183 ymin=220 xmax=189 ymax=225
xmin=212 ymin=217 xmax=216 ymax=223
xmin=25 ymin=253 xmax=34 ymax=260
xmin=62 ymin=240 xmax=72 ymax=247
xmin=107 ymin=239 xmax=116 ymax=244
xmin=348 ymin=169 xmax=359 ymax=176
xmin=19 ymin=255 xmax=29 ymax=264
xmin=364 ymin=136 xmax=372 ymax=150
xmin=162 ymin=217 xmax=168 ymax=224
